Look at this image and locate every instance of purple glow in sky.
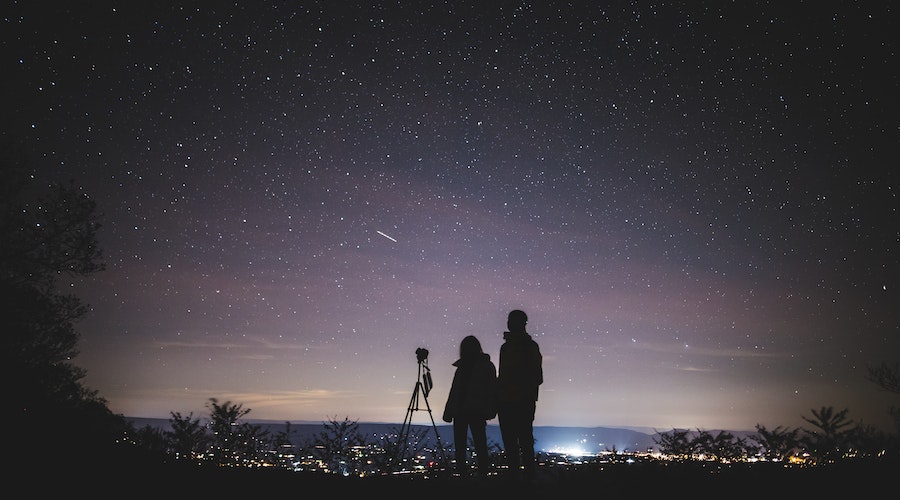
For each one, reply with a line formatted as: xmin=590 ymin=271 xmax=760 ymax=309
xmin=4 ymin=1 xmax=897 ymax=431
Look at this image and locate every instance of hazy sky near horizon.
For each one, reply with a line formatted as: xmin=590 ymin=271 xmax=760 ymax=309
xmin=5 ymin=2 xmax=897 ymax=431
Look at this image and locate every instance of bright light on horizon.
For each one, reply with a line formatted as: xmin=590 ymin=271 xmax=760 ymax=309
xmin=547 ymin=445 xmax=591 ymax=457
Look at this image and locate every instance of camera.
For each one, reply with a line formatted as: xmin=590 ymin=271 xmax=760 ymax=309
xmin=415 ymin=347 xmax=429 ymax=363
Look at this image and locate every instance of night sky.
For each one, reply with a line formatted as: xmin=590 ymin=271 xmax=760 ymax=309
xmin=4 ymin=1 xmax=897 ymax=432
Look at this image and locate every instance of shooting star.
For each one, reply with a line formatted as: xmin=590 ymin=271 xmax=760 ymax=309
xmin=376 ymin=230 xmax=397 ymax=242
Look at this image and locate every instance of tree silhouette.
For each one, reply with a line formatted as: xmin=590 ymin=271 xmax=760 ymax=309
xmin=691 ymin=429 xmax=747 ymax=462
xmin=653 ymin=428 xmax=695 ymax=461
xmin=127 ymin=422 xmax=176 ymax=466
xmin=866 ymin=360 xmax=900 ymax=433
xmin=801 ymin=406 xmax=855 ymax=463
xmin=206 ymin=398 xmax=262 ymax=466
xmin=168 ymin=411 xmax=211 ymax=462
xmin=750 ymin=424 xmax=801 ymax=461
xmin=867 ymin=361 xmax=900 ymax=394
xmin=2 ymin=151 xmax=125 ymax=462
xmin=270 ymin=421 xmax=300 ymax=469
xmin=308 ymin=416 xmax=366 ymax=475
xmin=231 ymin=420 xmax=274 ymax=466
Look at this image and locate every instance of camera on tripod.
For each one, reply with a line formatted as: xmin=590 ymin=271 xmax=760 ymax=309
xmin=414 ymin=347 xmax=433 ymax=396
xmin=394 ymin=345 xmax=446 ymax=468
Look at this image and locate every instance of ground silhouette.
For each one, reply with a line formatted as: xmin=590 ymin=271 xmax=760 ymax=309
xmin=31 ymin=456 xmax=893 ymax=497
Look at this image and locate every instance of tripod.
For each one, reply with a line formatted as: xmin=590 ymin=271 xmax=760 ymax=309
xmin=394 ymin=350 xmax=447 ymax=471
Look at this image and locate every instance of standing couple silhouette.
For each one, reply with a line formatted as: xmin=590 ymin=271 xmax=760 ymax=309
xmin=442 ymin=309 xmax=543 ymax=481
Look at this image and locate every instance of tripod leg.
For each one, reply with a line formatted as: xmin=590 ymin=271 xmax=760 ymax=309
xmin=394 ymin=361 xmax=448 ymax=473
xmin=394 ymin=382 xmax=421 ymax=469
xmin=421 ymin=388 xmax=448 ymax=467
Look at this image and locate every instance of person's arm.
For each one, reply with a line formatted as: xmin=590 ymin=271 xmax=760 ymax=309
xmin=443 ymin=371 xmax=459 ymax=422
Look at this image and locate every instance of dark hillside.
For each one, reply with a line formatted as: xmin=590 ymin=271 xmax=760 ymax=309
xmin=35 ymin=458 xmax=892 ymax=497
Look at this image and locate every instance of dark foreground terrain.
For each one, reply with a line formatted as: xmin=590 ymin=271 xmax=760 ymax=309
xmin=29 ymin=459 xmax=893 ymax=497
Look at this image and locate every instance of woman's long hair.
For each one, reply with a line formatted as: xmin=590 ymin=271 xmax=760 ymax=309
xmin=460 ymin=335 xmax=483 ymax=360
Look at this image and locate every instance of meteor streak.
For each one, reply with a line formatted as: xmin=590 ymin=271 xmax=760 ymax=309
xmin=376 ymin=230 xmax=397 ymax=242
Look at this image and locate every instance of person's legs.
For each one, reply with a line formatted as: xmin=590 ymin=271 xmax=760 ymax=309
xmin=521 ymin=401 xmax=537 ymax=480
xmin=470 ymin=419 xmax=490 ymax=475
xmin=520 ymin=425 xmax=536 ymax=479
xmin=452 ymin=418 xmax=469 ymax=473
xmin=498 ymin=407 xmax=521 ymax=475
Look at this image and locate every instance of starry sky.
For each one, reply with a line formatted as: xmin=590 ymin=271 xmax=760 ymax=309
xmin=4 ymin=1 xmax=897 ymax=432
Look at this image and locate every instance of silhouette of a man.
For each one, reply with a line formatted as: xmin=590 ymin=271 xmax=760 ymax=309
xmin=497 ymin=309 xmax=542 ymax=481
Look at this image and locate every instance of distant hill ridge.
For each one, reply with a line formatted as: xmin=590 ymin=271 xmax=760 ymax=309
xmin=127 ymin=417 xmax=663 ymax=453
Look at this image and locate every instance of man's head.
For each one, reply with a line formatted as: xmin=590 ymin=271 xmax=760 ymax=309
xmin=507 ymin=309 xmax=528 ymax=333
